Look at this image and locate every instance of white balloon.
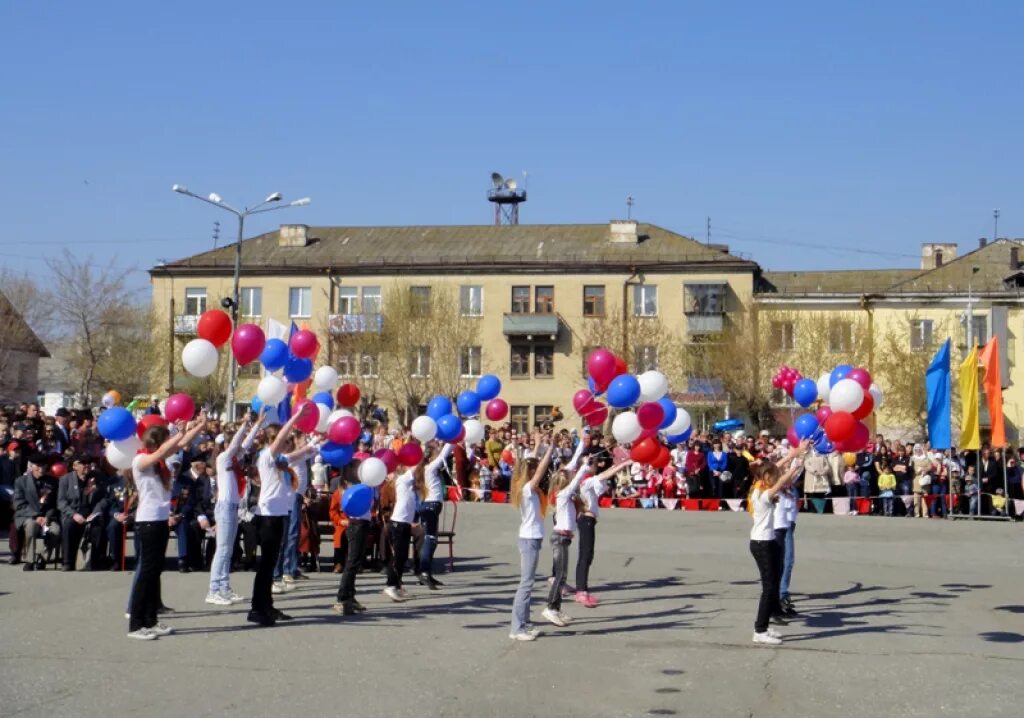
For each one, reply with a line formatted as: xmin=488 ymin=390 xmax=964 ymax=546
xmin=664 ymin=408 xmax=691 ymax=436
xmin=816 ymin=373 xmax=831 ymax=404
xmin=257 ymin=375 xmax=288 ymax=406
xmin=358 ymin=457 xmax=388 ymax=487
xmin=316 ymin=403 xmax=332 ymax=433
xmin=612 ymin=411 xmax=642 ymax=444
xmin=830 ymin=378 xmax=865 ymax=413
xmin=637 ymin=370 xmax=669 ymax=403
xmin=101 ymin=392 xmax=116 ymax=409
xmin=313 ymin=366 xmax=339 ymax=391
xmin=411 ymin=415 xmax=437 ymax=443
xmin=869 ymin=383 xmax=883 ymax=408
xmin=328 ymin=408 xmax=353 ymax=425
xmin=182 ymin=338 xmax=219 ymax=378
xmin=106 ymin=436 xmax=141 ymax=470
xmin=463 ymin=418 xmax=485 ymax=445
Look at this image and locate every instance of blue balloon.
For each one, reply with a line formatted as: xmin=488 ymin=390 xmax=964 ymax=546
xmin=250 ymin=396 xmax=263 ymax=413
xmin=587 ymin=376 xmax=604 ymax=397
xmin=657 ymin=397 xmax=677 ymax=430
xmin=312 ymin=391 xmax=334 ymax=410
xmin=320 ymin=441 xmax=354 ymax=468
xmin=435 ymin=413 xmax=463 ymax=442
xmin=666 ymin=427 xmax=693 ymax=445
xmin=426 ymin=395 xmax=453 ymax=421
xmin=456 ymin=390 xmax=481 ymax=417
xmin=98 ymin=407 xmax=136 ymax=441
xmin=814 ymin=436 xmax=834 ymax=454
xmin=283 ymin=357 xmax=313 ymax=383
xmin=606 ymin=373 xmax=641 ymax=408
xmin=793 ymin=412 xmax=820 ymax=440
xmin=475 ymin=374 xmax=502 ymax=402
xmin=341 ymin=484 xmax=373 ymax=516
xmin=830 ymin=364 xmax=854 ymax=388
xmin=712 ymin=418 xmax=744 ymax=433
xmin=792 ymin=378 xmax=819 ymax=408
xmin=260 ymin=339 xmax=289 ymax=371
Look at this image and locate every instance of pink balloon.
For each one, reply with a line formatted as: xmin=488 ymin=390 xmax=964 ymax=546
xmin=397 ymin=442 xmax=423 ymax=467
xmin=289 ymin=329 xmax=319 ymax=360
xmin=771 ymin=375 xmax=784 ymax=389
xmin=815 ymin=405 xmax=833 ymax=425
xmin=573 ymin=389 xmax=595 ymax=413
xmin=636 ymin=402 xmax=665 ymax=431
xmin=485 ymin=398 xmax=509 ymax=422
xmin=164 ymin=393 xmax=195 ymax=423
xmin=231 ymin=323 xmax=266 ymax=366
xmin=786 ymin=425 xmax=800 ymax=447
xmin=587 ymin=348 xmax=617 ymax=385
xmin=847 ymin=368 xmax=872 ymax=390
xmin=329 ymin=416 xmax=361 ymax=445
xmin=292 ymin=399 xmax=318 ymax=434
xmin=374 ymin=448 xmax=398 ymax=474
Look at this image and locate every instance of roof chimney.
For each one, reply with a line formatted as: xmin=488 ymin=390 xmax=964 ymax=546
xmin=279 ymin=224 xmax=310 ymax=247
xmin=1011 ymin=246 xmax=1020 ymax=269
xmin=934 ymin=249 xmax=943 ymax=267
xmin=979 ymin=237 xmax=988 ymax=249
xmin=608 ymin=220 xmax=638 ymax=243
xmin=920 ymin=242 xmax=957 ymax=270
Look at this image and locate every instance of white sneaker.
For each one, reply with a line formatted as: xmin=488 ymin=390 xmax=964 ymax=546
xmin=541 ymin=607 xmax=567 ymax=627
xmin=383 ymin=586 xmax=406 ymax=602
xmin=225 ymin=591 xmax=245 ymax=603
xmin=509 ymin=630 xmax=538 ymax=641
xmin=557 ymin=610 xmax=573 ymax=625
xmin=283 ymin=575 xmax=296 ymax=585
xmin=398 ymin=587 xmax=410 ymax=600
xmin=767 ymin=627 xmax=782 ymax=639
xmin=523 ymin=626 xmax=540 ymax=637
xmin=150 ymin=623 xmax=174 ymax=637
xmin=206 ymin=593 xmax=233 ymax=606
xmin=127 ymin=628 xmax=157 ymax=641
xmin=271 ymin=581 xmax=286 ymax=594
xmin=753 ymin=631 xmax=782 ymax=645
xmin=124 ymin=612 xmax=131 ymax=620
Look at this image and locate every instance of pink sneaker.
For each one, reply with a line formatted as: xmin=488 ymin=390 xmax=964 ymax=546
xmin=574 ymin=591 xmax=588 ymax=604
xmin=583 ymin=593 xmax=599 ymax=607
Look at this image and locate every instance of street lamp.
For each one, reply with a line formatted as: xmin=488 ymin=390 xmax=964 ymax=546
xmin=172 ymin=184 xmax=311 ymax=420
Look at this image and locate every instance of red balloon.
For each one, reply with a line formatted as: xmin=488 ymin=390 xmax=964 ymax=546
xmin=289 ymin=329 xmax=320 ymax=360
xmin=851 ymin=391 xmax=874 ymax=420
xmin=638 ymin=426 xmax=659 ymax=441
xmin=651 ymin=446 xmax=671 ymax=470
xmin=846 ymin=368 xmax=872 ymax=390
xmin=636 ymin=402 xmax=665 ymax=431
xmin=485 ymin=398 xmax=508 ymax=422
xmin=374 ymin=448 xmax=399 ymax=474
xmin=786 ymin=425 xmax=800 ymax=447
xmin=587 ymin=348 xmax=617 ymax=385
xmin=329 ymin=416 xmax=361 ymax=445
xmin=501 ymin=449 xmax=515 ymax=465
xmin=292 ymin=399 xmax=318 ymax=434
xmin=197 ymin=310 xmax=232 ymax=348
xmin=231 ymin=323 xmax=266 ymax=366
xmin=815 ymin=405 xmax=833 ymax=426
xmin=573 ymin=389 xmax=595 ymax=413
xmin=630 ymin=437 xmax=660 ymax=464
xmin=585 ymin=404 xmax=608 ymax=427
xmin=451 ymin=426 xmax=467 ymax=444
xmin=824 ymin=411 xmax=857 ymax=443
xmin=136 ymin=414 xmax=168 ymax=440
xmin=336 ymin=383 xmax=361 ymax=408
xmin=51 ymin=462 xmax=68 ymax=478
xmin=771 ymin=375 xmax=784 ymax=389
xmin=783 ymin=378 xmax=797 ymax=396
xmin=612 ymin=355 xmax=628 ymax=380
xmin=397 ymin=442 xmax=423 ymax=467
xmin=835 ymin=422 xmax=870 ymax=452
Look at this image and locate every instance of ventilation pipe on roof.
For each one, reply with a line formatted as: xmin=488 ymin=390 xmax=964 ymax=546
xmin=1011 ymin=246 xmax=1020 ymax=269
xmin=609 ymin=220 xmax=638 ymax=243
xmin=979 ymin=237 xmax=988 ymax=249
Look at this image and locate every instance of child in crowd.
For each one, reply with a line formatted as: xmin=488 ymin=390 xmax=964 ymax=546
xmin=843 ymin=463 xmax=861 ymax=514
xmin=965 ymin=470 xmax=980 ymax=515
xmin=991 ymin=488 xmax=1007 ymax=517
xmin=328 ymin=480 xmax=349 ymax=573
xmin=478 ymin=459 xmax=492 ymax=502
xmin=877 ymin=460 xmax=897 ymax=517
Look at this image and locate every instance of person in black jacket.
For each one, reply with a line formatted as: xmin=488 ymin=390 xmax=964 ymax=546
xmin=106 ymin=469 xmax=136 ymax=571
xmin=13 ymin=454 xmax=61 ymax=570
xmin=1 ymin=441 xmax=25 ymax=549
xmin=58 ymin=457 xmax=109 ymax=571
xmin=171 ymin=459 xmax=206 ymax=572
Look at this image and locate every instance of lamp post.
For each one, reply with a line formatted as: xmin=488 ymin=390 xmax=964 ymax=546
xmin=171 ymin=185 xmax=310 ymax=420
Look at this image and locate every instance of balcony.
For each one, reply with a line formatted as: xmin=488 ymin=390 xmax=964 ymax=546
xmin=686 ymin=314 xmax=724 ymax=334
xmin=174 ymin=315 xmax=199 ymax=335
xmin=502 ymin=312 xmax=559 ymax=340
xmin=329 ymin=313 xmax=383 ymax=335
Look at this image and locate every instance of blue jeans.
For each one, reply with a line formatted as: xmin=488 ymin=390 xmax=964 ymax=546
xmin=882 ymin=497 xmax=894 ymax=515
xmin=846 ymin=482 xmax=862 ymax=500
xmin=969 ymin=495 xmax=979 ymax=515
xmin=930 ymin=484 xmax=947 ymax=518
xmin=273 ymin=493 xmax=302 ymax=580
xmin=898 ymin=479 xmax=913 ymax=496
xmin=418 ymin=501 xmax=442 ymax=576
xmin=209 ymin=501 xmax=239 ymax=595
xmin=780 ymin=523 xmax=796 ymax=599
xmin=510 ymin=537 xmax=542 ymax=634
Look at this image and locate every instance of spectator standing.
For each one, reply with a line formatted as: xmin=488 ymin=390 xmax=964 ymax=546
xmin=877 ymin=461 xmax=897 ymax=517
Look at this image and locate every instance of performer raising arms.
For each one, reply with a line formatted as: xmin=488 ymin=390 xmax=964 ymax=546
xmin=509 ymin=430 xmax=554 ymax=641
xmin=418 ymin=442 xmax=453 ymax=590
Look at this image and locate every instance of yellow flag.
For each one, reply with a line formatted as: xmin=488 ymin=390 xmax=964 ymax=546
xmin=959 ymin=345 xmax=980 ymax=450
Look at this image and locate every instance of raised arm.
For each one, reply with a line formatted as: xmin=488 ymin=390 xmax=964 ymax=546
xmin=764 ymin=440 xmax=811 ymax=500
xmin=269 ymin=406 xmax=308 ymax=456
xmin=526 ymin=431 xmax=555 ymax=490
xmin=428 ymin=442 xmax=453 ymax=473
xmin=564 ymin=436 xmax=587 ymax=472
xmin=137 ymin=414 xmax=207 ymax=471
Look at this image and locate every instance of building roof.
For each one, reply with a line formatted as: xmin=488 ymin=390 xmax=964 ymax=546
xmin=887 ymin=239 xmax=1024 ymax=295
xmin=759 ymin=269 xmax=923 ymax=296
xmin=0 ymin=290 xmax=49 ymax=358
xmin=151 ymin=223 xmax=758 ymax=277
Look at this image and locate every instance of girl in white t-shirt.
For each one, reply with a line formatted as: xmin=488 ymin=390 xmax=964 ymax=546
xmin=383 ymin=451 xmax=427 ymax=602
xmin=508 ymin=431 xmax=554 ymax=641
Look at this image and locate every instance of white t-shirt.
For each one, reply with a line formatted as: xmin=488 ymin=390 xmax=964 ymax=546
xmin=518 ymin=484 xmax=544 ymax=539
xmin=772 ymin=493 xmax=791 ymax=530
xmin=391 ymin=471 xmax=417 ymax=524
xmin=293 ymin=458 xmax=310 ymax=495
xmin=580 ymin=475 xmax=605 ymax=519
xmin=257 ymin=449 xmax=293 ymax=517
xmin=132 ymin=454 xmax=171 ymax=522
xmin=424 ymin=444 xmax=452 ymax=503
xmin=749 ymin=488 xmax=776 ymax=541
xmin=554 ymin=467 xmax=587 ymax=535
xmin=215 ymin=452 xmax=240 ymax=505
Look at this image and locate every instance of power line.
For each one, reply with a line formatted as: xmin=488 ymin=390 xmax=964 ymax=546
xmin=713 ymin=226 xmax=921 ymax=261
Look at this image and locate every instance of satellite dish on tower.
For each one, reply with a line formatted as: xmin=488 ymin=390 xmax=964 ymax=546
xmin=504 ymin=178 xmax=517 ymax=190
xmin=487 ymin=170 xmax=527 ymax=225
xmin=491 ymin=172 xmax=504 ymax=189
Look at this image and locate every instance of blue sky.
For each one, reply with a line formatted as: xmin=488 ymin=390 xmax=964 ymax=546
xmin=1 ymin=0 xmax=1021 ymax=296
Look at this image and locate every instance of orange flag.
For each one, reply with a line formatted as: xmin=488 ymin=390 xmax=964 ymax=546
xmin=978 ymin=338 xmax=1007 ymax=447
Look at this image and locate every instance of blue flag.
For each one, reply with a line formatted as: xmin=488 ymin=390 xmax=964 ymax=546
xmin=926 ymin=338 xmax=952 ymax=449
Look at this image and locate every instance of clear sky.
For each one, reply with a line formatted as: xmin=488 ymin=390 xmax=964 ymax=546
xmin=2 ymin=0 xmax=1021 ymax=297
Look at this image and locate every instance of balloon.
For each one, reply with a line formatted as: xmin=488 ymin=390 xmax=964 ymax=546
xmin=663 ymin=408 xmax=691 ymax=437
xmin=712 ymin=418 xmax=744 ymax=433
xmin=636 ymin=402 xmax=665 ymax=431
xmin=411 ymin=415 xmax=437 ymax=442
xmin=312 ymin=391 xmax=334 ymax=410
xmin=372 ymin=449 xmax=399 ymax=474
xmin=815 ymin=405 xmax=833 ymax=426
xmin=792 ymin=378 xmax=818 ymax=408
xmin=320 ymin=442 xmax=354 ymax=468
xmin=793 ymin=412 xmax=820 ymax=440
xmin=786 ymin=425 xmax=800 ymax=447
xmin=771 ymin=374 xmax=784 ymax=389
xmin=51 ymin=462 xmax=68 ymax=478
xmin=164 ymin=393 xmax=195 ymax=423
xmin=397 ymin=442 xmax=423 ymax=467
xmin=851 ymin=391 xmax=874 ymax=420
xmin=250 ymin=396 xmax=263 ymax=413
xmin=463 ymin=418 xmax=485 ymax=445
xmin=666 ymin=427 xmax=693 ymax=445
xmin=330 ymin=416 xmax=361 ymax=445
xmin=656 ymin=398 xmax=677 ymax=430
xmin=830 ymin=364 xmax=854 ymax=388
xmin=336 ymin=383 xmax=361 ymax=408
xmin=606 ymin=374 xmax=641 ymax=408
xmin=291 ymin=399 xmax=318 ymax=434
xmin=588 ymin=376 xmax=608 ymax=397
xmin=587 ymin=348 xmax=618 ymax=385
xmin=814 ymin=436 xmax=834 ymax=454
xmin=830 ymin=378 xmax=865 ymax=413
xmin=869 ymin=383 xmax=884 ymax=408
xmin=630 ymin=437 xmax=660 ymax=464
xmin=101 ymin=392 xmax=118 ymax=409
xmin=846 ymin=368 xmax=872 ymax=390
xmin=824 ymin=411 xmax=857 ymax=443
xmin=99 ymin=407 xmax=136 ymax=441
xmin=135 ymin=414 xmax=167 ymax=440
xmin=256 ymin=376 xmax=288 ymax=406
xmin=456 ymin=390 xmax=481 ymax=417
xmin=283 ymin=357 xmax=313 ymax=383
xmin=573 ymin=389 xmax=595 ymax=413
xmin=289 ymin=329 xmax=320 ymax=359
xmin=843 ymin=452 xmax=857 ymax=466
xmin=342 ymin=484 xmax=373 ymax=515
xmin=231 ymin=324 xmax=266 ymax=366
xmin=612 ymin=355 xmax=628 ymax=379
xmin=426 ymin=396 xmax=453 ymax=421
xmin=315 ymin=403 xmax=332 ymax=433
xmin=197 ymin=309 xmax=232 ymax=348
xmin=485 ymin=398 xmax=508 ymax=422
xmin=846 ymin=421 xmax=870 ymax=451
xmin=637 ymin=371 xmax=669 ymax=403
xmin=313 ymin=366 xmax=339 ymax=392
xmin=476 ymin=374 xmax=502 ymax=401
xmin=106 ymin=438 xmax=139 ymax=470
xmin=500 ymin=449 xmax=515 ymax=465
xmin=435 ymin=414 xmax=463 ymax=442
xmin=651 ymin=446 xmax=671 ymax=470
xmin=260 ymin=339 xmax=289 ymax=371
xmin=816 ymin=373 xmax=832 ymax=404
xmin=327 ymin=409 xmax=353 ymax=425
xmin=182 ymin=338 xmax=219 ymax=378
xmin=612 ymin=411 xmax=642 ymax=444
xmin=584 ymin=402 xmax=608 ymax=428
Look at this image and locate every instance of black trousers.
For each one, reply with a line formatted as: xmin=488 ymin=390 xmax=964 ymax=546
xmin=63 ymin=517 xmax=106 ymax=570
xmin=129 ymin=521 xmax=169 ymax=632
xmin=386 ymin=520 xmax=412 ymax=588
xmin=251 ymin=515 xmax=285 ymax=615
xmin=547 ymin=533 xmax=573 ymax=610
xmin=750 ymin=539 xmax=782 ymax=634
xmin=240 ymin=520 xmax=260 ymax=567
xmin=575 ymin=515 xmax=597 ymax=592
xmin=337 ymin=519 xmax=369 ymax=603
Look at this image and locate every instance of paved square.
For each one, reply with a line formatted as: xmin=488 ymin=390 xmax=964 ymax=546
xmin=2 ymin=505 xmax=1022 ymax=717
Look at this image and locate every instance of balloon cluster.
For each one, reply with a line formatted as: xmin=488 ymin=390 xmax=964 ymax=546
xmin=100 ymin=390 xmax=122 ymax=409
xmin=410 ymin=374 xmax=505 ymax=448
xmin=784 ymin=363 xmax=884 ymax=454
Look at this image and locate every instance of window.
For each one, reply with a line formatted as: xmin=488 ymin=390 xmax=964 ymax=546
xmin=184 ymin=288 xmax=207 ymax=316
xmin=583 ymin=285 xmax=605 ymax=317
xmin=410 ymin=286 xmax=431 ymax=317
xmin=510 ymin=345 xmax=530 ymax=377
xmin=337 ymin=286 xmax=358 ymax=314
xmin=535 ymin=286 xmax=554 ymax=314
xmin=239 ymin=287 xmax=262 ymax=317
xmin=361 ymin=286 xmax=382 ymax=315
xmin=634 ymin=345 xmax=658 ymax=372
xmin=769 ymin=321 xmax=795 ymax=351
xmin=910 ymin=319 xmax=934 ymax=351
xmin=289 ymin=287 xmax=312 ymax=318
xmin=828 ymin=321 xmax=852 ymax=353
xmin=633 ymin=285 xmax=658 ymax=317
xmin=534 ymin=405 xmax=554 ymax=427
xmin=359 ymin=353 xmax=378 ymax=378
xmin=510 ymin=405 xmax=530 ymax=434
xmin=511 ymin=286 xmax=530 ymax=313
xmin=460 ymin=285 xmax=483 ymax=317
xmin=338 ymin=354 xmax=354 ymax=377
xmin=409 ymin=346 xmax=431 ymax=377
xmin=238 ymin=361 xmax=261 ymax=378
xmin=771 ymin=387 xmax=797 ymax=407
xmin=534 ymin=344 xmax=554 ymax=377
xmin=460 ymin=346 xmax=482 ymax=377
xmin=967 ymin=315 xmax=987 ymax=347
xmin=683 ymin=283 xmax=726 ymax=315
